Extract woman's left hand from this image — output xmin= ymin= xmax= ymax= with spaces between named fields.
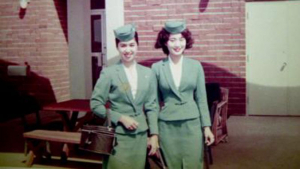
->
xmin=147 ymin=135 xmax=159 ymax=156
xmin=203 ymin=127 xmax=214 ymax=146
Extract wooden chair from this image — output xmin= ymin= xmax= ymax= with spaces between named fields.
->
xmin=204 ymin=85 xmax=229 ymax=168
xmin=212 ymin=87 xmax=229 ymax=145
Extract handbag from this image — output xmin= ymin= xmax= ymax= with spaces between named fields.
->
xmin=146 ymin=148 xmax=168 ymax=169
xmin=79 ymin=109 xmax=115 ymax=155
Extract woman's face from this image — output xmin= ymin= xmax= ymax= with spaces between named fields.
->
xmin=117 ymin=38 xmax=138 ymax=64
xmin=167 ymin=33 xmax=186 ymax=57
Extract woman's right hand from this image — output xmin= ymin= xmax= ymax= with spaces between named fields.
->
xmin=147 ymin=135 xmax=159 ymax=156
xmin=119 ymin=115 xmax=139 ymax=130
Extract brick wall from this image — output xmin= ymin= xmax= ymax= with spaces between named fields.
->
xmin=0 ymin=0 xmax=246 ymax=115
xmin=0 ymin=0 xmax=69 ymax=105
xmin=125 ymin=0 xmax=246 ymax=115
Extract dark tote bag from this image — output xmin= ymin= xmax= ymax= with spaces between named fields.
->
xmin=79 ymin=109 xmax=115 ymax=155
xmin=146 ymin=148 xmax=168 ymax=169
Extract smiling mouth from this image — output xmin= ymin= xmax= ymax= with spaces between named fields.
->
xmin=173 ymin=48 xmax=182 ymax=52
xmin=124 ymin=54 xmax=133 ymax=58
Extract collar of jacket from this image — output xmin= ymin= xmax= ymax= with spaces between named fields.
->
xmin=115 ymin=61 xmax=144 ymax=113
xmin=161 ymin=57 xmax=189 ymax=101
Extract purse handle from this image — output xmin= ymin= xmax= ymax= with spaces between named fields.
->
xmin=106 ymin=109 xmax=113 ymax=131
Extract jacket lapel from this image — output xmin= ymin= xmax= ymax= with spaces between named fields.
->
xmin=178 ymin=57 xmax=188 ymax=91
xmin=116 ymin=62 xmax=135 ymax=105
xmin=162 ymin=58 xmax=182 ymax=100
xmin=134 ymin=64 xmax=143 ymax=104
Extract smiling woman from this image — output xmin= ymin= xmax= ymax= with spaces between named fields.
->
xmin=152 ymin=21 xmax=214 ymax=169
xmin=90 ymin=24 xmax=159 ymax=169
xmin=154 ymin=24 xmax=193 ymax=56
xmin=114 ymin=26 xmax=139 ymax=65
xmin=117 ymin=39 xmax=138 ymax=64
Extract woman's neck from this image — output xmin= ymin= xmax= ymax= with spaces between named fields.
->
xmin=169 ymin=54 xmax=182 ymax=64
xmin=122 ymin=60 xmax=135 ymax=68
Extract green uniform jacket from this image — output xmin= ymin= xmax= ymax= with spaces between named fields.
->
xmin=91 ymin=62 xmax=159 ymax=135
xmin=152 ymin=57 xmax=211 ymax=127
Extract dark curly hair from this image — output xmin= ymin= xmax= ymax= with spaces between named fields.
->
xmin=115 ymin=32 xmax=139 ymax=47
xmin=154 ymin=28 xmax=194 ymax=55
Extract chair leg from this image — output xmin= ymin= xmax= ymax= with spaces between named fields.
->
xmin=61 ymin=143 xmax=69 ymax=164
xmin=45 ymin=141 xmax=52 ymax=160
xmin=25 ymin=150 xmax=35 ymax=167
xmin=25 ymin=139 xmax=47 ymax=166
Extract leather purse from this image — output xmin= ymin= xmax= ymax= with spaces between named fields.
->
xmin=79 ymin=109 xmax=115 ymax=155
xmin=146 ymin=148 xmax=168 ymax=169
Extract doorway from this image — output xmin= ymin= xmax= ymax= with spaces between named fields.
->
xmin=246 ymin=1 xmax=300 ymax=116
xmin=68 ymin=0 xmax=124 ymax=99
xmin=90 ymin=4 xmax=106 ymax=88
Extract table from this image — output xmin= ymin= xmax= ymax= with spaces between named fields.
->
xmin=41 ymin=99 xmax=107 ymax=163
xmin=43 ymin=99 xmax=93 ymax=131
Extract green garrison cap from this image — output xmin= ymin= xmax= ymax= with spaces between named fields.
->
xmin=164 ymin=21 xmax=186 ymax=34
xmin=114 ymin=24 xmax=136 ymax=42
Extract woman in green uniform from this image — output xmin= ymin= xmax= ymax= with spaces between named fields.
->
xmin=152 ymin=21 xmax=214 ymax=169
xmin=91 ymin=24 xmax=159 ymax=169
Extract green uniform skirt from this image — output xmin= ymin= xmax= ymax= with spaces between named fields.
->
xmin=102 ymin=131 xmax=147 ymax=169
xmin=159 ymin=118 xmax=203 ymax=169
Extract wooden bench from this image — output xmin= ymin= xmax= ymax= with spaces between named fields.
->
xmin=23 ymin=130 xmax=81 ymax=167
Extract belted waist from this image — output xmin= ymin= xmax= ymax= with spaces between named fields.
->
xmin=164 ymin=100 xmax=194 ymax=106
xmin=158 ymin=100 xmax=200 ymax=121
xmin=174 ymin=101 xmax=187 ymax=105
xmin=114 ymin=112 xmax=148 ymax=134
xmin=129 ymin=113 xmax=141 ymax=117
xmin=110 ymin=107 xmax=143 ymax=114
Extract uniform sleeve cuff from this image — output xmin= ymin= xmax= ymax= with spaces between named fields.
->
xmin=110 ymin=110 xmax=122 ymax=125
